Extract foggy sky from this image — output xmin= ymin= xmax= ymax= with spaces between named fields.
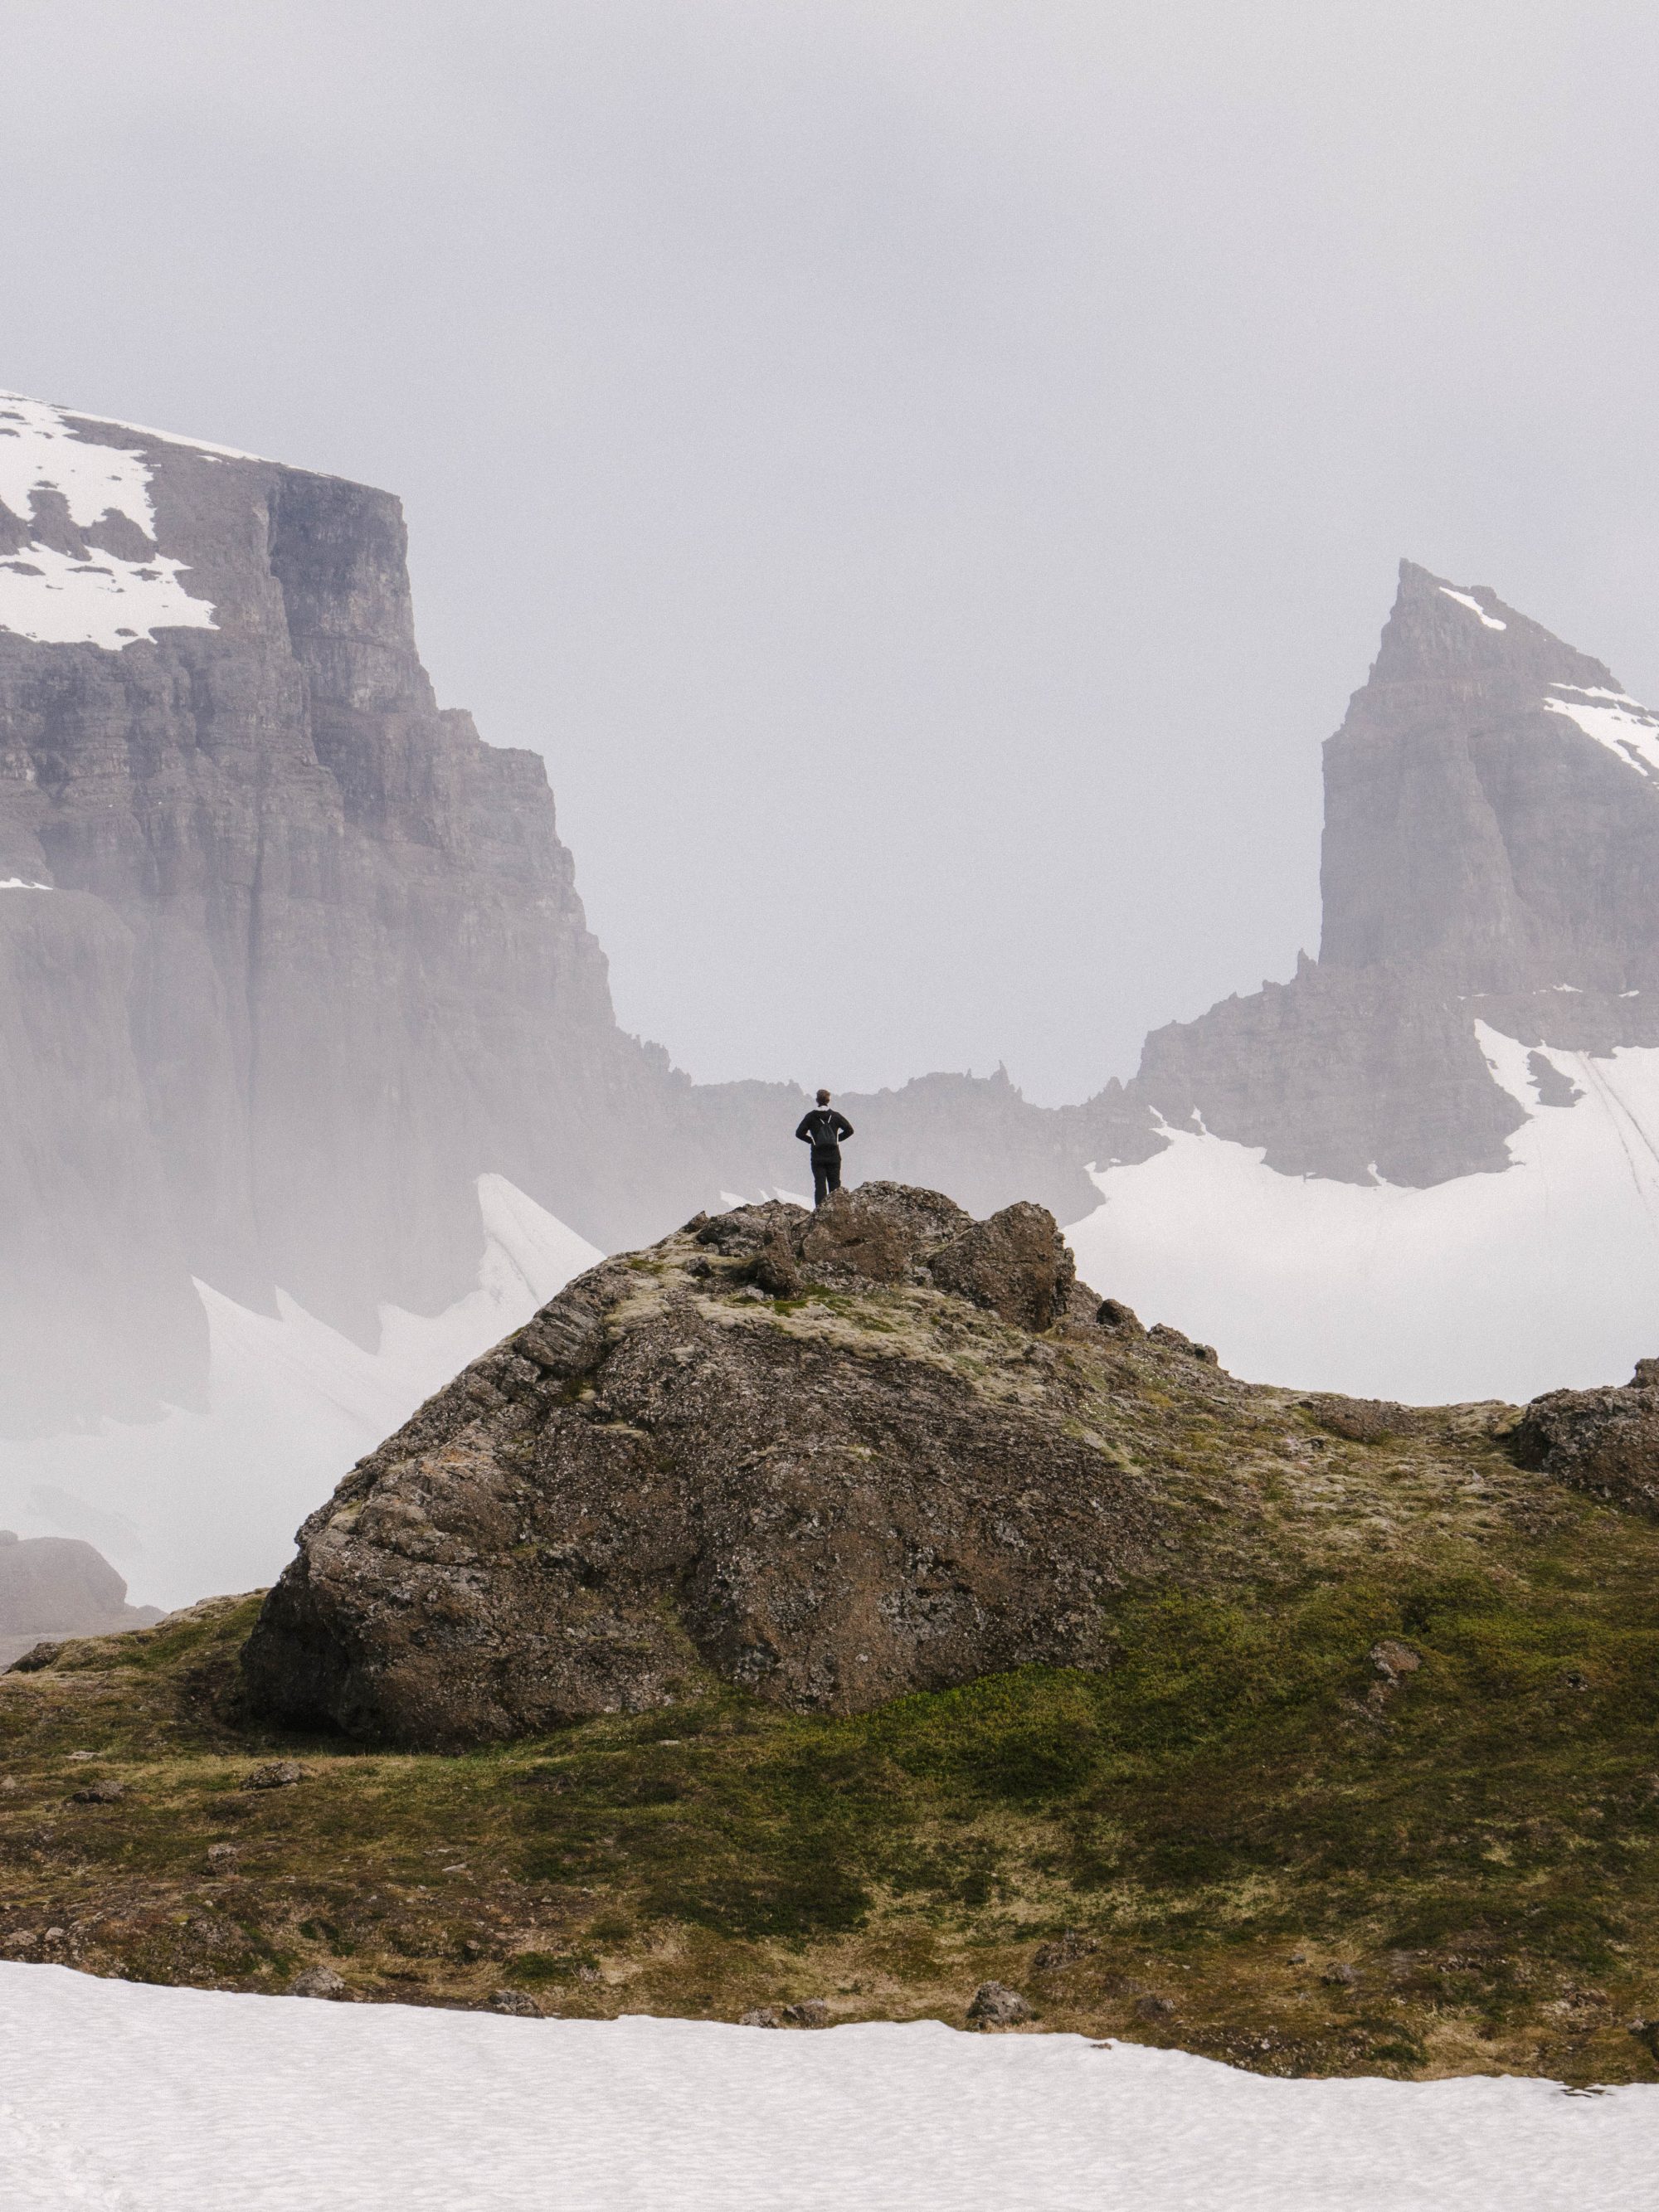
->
xmin=7 ymin=2 xmax=1659 ymax=1103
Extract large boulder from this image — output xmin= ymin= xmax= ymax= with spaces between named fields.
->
xmin=1509 ymin=1364 xmax=1659 ymax=1518
xmin=242 ymin=1185 xmax=1169 ymax=1747
xmin=928 ymin=1200 xmax=1078 ymax=1331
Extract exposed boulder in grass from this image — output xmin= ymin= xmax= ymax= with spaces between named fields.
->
xmin=289 ymin=1966 xmax=349 ymax=2001
xmin=1509 ymin=1365 xmax=1659 ymax=1519
xmin=966 ymin=1981 xmax=1031 ymax=2028
xmin=1304 ymin=1394 xmax=1425 ymax=1445
xmin=241 ymin=1183 xmax=1175 ymax=1748
xmin=1033 ymin=1931 xmax=1100 ymax=1973
xmin=241 ymin=1761 xmax=306 ymax=1791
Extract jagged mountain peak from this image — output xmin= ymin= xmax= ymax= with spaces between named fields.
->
xmin=1365 ymin=557 xmax=1618 ymax=700
xmin=1323 ymin=560 xmax=1659 ymax=989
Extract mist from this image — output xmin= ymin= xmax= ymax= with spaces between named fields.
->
xmin=7 ymin=1 xmax=1659 ymax=1100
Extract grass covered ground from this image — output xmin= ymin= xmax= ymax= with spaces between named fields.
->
xmin=3 ymin=1383 xmax=1657 ymax=2084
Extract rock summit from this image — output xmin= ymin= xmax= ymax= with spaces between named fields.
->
xmin=241 ymin=1184 xmax=1206 ymax=1747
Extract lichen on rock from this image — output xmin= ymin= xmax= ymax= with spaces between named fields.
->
xmin=241 ymin=1184 xmax=1169 ymax=1747
xmin=1509 ymin=1362 xmax=1659 ymax=1519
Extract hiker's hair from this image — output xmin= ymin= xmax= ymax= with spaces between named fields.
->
xmin=816 ymin=1088 xmax=830 ymax=1104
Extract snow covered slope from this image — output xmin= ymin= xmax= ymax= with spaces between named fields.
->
xmin=1 ymin=1965 xmax=1652 ymax=2212
xmin=0 ymin=393 xmax=221 ymax=648
xmin=0 ymin=1175 xmax=600 ymax=1612
xmin=1068 ymin=1025 xmax=1659 ymax=1404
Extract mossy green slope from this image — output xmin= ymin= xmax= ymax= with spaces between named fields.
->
xmin=3 ymin=1359 xmax=1657 ymax=2084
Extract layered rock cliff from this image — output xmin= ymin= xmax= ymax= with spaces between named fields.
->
xmin=1111 ymin=559 xmax=1659 ymax=1186
xmin=0 ymin=396 xmax=1092 ymax=1438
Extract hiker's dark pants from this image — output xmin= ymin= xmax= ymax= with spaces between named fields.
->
xmin=812 ymin=1151 xmax=842 ymax=1207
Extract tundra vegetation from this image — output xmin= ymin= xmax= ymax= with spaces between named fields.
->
xmin=3 ymin=1192 xmax=1657 ymax=2085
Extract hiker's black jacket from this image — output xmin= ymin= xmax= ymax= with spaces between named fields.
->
xmin=795 ymin=1108 xmax=854 ymax=1156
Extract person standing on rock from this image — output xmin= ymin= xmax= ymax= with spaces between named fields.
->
xmin=795 ymin=1090 xmax=854 ymax=1208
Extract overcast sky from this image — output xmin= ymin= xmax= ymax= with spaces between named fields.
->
xmin=7 ymin=2 xmax=1659 ymax=1101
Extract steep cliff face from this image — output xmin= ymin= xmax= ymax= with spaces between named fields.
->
xmin=1110 ymin=560 xmax=1659 ymax=1188
xmin=0 ymin=394 xmax=672 ymax=1428
xmin=1321 ymin=561 xmax=1659 ymax=989
xmin=0 ymin=395 xmax=1105 ymax=1443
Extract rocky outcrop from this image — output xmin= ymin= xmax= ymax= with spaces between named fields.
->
xmin=0 ymin=1529 xmax=163 ymax=1668
xmin=241 ymin=1184 xmax=1176 ymax=1746
xmin=1509 ymin=1364 xmax=1659 ymax=1518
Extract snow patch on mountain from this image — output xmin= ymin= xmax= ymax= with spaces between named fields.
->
xmin=1438 ymin=585 xmax=1506 ymax=630
xmin=1543 ymin=683 xmax=1659 ymax=780
xmin=2 ymin=1965 xmax=1652 ymax=2212
xmin=1067 ymin=1024 xmax=1659 ymax=1405
xmin=0 ymin=394 xmax=162 ymax=531
xmin=0 ymin=393 xmax=218 ymax=649
xmin=0 ymin=1174 xmax=601 ymax=1611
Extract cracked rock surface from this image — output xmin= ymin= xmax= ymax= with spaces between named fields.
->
xmin=243 ymin=1184 xmax=1183 ymax=1746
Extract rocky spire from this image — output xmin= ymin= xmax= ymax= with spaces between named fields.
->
xmin=1102 ymin=558 xmax=1659 ymax=1187
xmin=1321 ymin=559 xmax=1659 ymax=992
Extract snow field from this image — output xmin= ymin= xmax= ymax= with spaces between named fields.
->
xmin=0 ymin=1175 xmax=601 ymax=1611
xmin=0 ymin=1966 xmax=1652 ymax=2212
xmin=1438 ymin=584 xmax=1506 ymax=630
xmin=0 ymin=392 xmax=218 ymax=649
xmin=1545 ymin=685 xmax=1659 ymax=780
xmin=1066 ymin=1025 xmax=1659 ymax=1405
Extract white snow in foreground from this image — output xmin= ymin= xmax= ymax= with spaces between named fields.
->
xmin=1067 ymin=1025 xmax=1659 ymax=1405
xmin=0 ymin=392 xmax=218 ymax=649
xmin=0 ymin=1174 xmax=601 ymax=1612
xmin=0 ymin=1967 xmax=1652 ymax=2212
xmin=1544 ymin=683 xmax=1659 ymax=780
xmin=0 ymin=878 xmax=51 ymax=890
xmin=1438 ymin=584 xmax=1506 ymax=630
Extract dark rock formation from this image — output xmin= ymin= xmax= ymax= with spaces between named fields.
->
xmin=0 ymin=1529 xmax=163 ymax=1669
xmin=1509 ymin=1365 xmax=1659 ymax=1518
xmin=928 ymin=1198 xmax=1077 ymax=1330
xmin=966 ymin=1981 xmax=1031 ymax=2027
xmin=241 ymin=1184 xmax=1170 ymax=1746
